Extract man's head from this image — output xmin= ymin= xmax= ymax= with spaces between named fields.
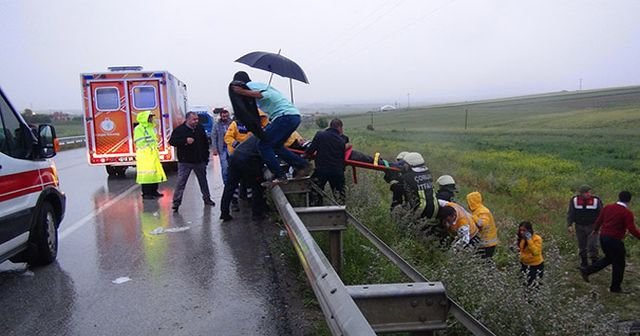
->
xmin=233 ymin=71 xmax=251 ymax=84
xmin=618 ymin=191 xmax=632 ymax=203
xmin=185 ymin=112 xmax=198 ymax=128
xmin=329 ymin=118 xmax=343 ymax=133
xmin=437 ymin=206 xmax=457 ymax=227
xmin=219 ymin=109 xmax=230 ymax=122
xmin=578 ymin=184 xmax=592 ymax=198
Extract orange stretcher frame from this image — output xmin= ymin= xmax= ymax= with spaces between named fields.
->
xmin=289 ymin=148 xmax=400 ymax=184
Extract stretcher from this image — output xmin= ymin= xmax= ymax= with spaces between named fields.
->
xmin=289 ymin=148 xmax=400 ymax=184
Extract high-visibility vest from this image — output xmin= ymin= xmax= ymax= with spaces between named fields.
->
xmin=134 ymin=124 xmax=166 ymax=184
xmin=446 ymin=202 xmax=479 ymax=238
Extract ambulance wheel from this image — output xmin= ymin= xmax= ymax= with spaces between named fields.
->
xmin=114 ymin=166 xmax=127 ymax=176
xmin=28 ymin=202 xmax=58 ymax=266
xmin=106 ymin=165 xmax=118 ymax=176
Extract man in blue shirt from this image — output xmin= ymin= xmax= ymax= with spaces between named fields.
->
xmin=231 ymin=71 xmax=310 ymax=184
xmin=211 ymin=108 xmax=232 ymax=184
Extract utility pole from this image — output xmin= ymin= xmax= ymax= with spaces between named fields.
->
xmin=464 ymin=108 xmax=469 ymax=130
xmin=370 ymin=110 xmax=374 ymax=128
xmin=407 ymin=93 xmax=410 ymax=110
xmin=579 ymin=78 xmax=583 ymax=90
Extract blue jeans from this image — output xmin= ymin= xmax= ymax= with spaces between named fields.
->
xmin=219 ymin=150 xmax=229 ymax=184
xmin=258 ymin=115 xmax=307 ymax=178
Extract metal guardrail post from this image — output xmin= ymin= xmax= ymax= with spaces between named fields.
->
xmin=270 ymin=186 xmax=376 ymax=335
xmin=294 ymin=205 xmax=347 ymax=275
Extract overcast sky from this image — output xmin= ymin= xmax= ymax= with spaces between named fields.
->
xmin=1 ymin=0 xmax=639 ymax=112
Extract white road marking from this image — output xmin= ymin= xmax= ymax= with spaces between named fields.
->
xmin=59 ymin=184 xmax=139 ymax=240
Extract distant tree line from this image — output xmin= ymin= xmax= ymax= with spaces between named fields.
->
xmin=21 ymin=108 xmax=83 ymax=124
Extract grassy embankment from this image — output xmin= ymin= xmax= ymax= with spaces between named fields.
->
xmin=51 ymin=120 xmax=84 ymax=137
xmin=289 ymin=90 xmax=640 ymax=334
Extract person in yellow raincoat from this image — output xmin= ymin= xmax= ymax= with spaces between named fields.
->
xmin=466 ymin=191 xmax=499 ymax=259
xmin=224 ymin=112 xmax=269 ymax=154
xmin=134 ymin=110 xmax=167 ymax=199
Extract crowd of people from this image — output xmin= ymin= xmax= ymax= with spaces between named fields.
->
xmin=132 ymin=72 xmax=640 ymax=293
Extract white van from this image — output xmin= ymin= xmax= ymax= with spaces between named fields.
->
xmin=0 ymin=87 xmax=66 ymax=266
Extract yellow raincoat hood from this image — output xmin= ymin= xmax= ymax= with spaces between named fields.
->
xmin=466 ymin=191 xmax=483 ymax=211
xmin=137 ymin=110 xmax=153 ymax=126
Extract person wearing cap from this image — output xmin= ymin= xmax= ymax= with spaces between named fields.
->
xmin=436 ymin=175 xmax=458 ymax=202
xmin=212 ymin=108 xmax=232 ymax=184
xmin=580 ymin=191 xmax=640 ymax=293
xmin=401 ymin=152 xmax=438 ymax=219
xmin=133 ymin=110 xmax=166 ymax=199
xmin=467 ymin=191 xmax=498 ymax=258
xmin=567 ymin=184 xmax=602 ymax=268
xmin=384 ymin=151 xmax=408 ymax=210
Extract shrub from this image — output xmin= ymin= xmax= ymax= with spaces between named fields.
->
xmin=315 ymin=117 xmax=328 ymax=129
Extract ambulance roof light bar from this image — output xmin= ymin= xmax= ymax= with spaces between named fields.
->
xmin=108 ymin=66 xmax=143 ymax=72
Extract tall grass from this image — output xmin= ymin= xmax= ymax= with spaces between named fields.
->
xmin=341 ymin=172 xmax=629 ymax=335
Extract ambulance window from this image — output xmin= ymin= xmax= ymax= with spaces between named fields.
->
xmin=95 ymin=87 xmax=120 ymax=111
xmin=132 ymin=86 xmax=157 ymax=110
xmin=0 ymin=93 xmax=31 ymax=159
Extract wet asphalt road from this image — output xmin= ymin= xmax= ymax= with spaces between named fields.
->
xmin=0 ymin=148 xmax=293 ymax=335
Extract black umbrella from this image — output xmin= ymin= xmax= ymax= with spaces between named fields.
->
xmin=235 ymin=50 xmax=309 ymax=103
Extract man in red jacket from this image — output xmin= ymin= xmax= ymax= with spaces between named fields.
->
xmin=581 ymin=191 xmax=640 ymax=293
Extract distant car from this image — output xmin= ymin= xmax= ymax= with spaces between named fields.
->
xmin=0 ymin=87 xmax=66 ymax=266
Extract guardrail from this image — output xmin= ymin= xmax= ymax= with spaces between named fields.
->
xmin=270 ymin=178 xmax=496 ymax=335
xmin=57 ymin=136 xmax=85 ymax=150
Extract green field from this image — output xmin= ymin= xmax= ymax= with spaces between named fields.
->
xmin=300 ymin=89 xmax=640 ymax=334
xmin=51 ymin=120 xmax=84 ymax=137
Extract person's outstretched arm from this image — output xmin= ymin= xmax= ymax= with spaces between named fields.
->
xmin=232 ymin=85 xmax=263 ymax=99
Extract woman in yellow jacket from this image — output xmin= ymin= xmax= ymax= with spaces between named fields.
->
xmin=467 ymin=191 xmax=499 ymax=259
xmin=518 ymin=221 xmax=544 ymax=287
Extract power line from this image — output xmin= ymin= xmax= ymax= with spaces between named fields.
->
xmin=306 ymin=0 xmax=407 ymax=71
xmin=312 ymin=0 xmax=457 ymax=70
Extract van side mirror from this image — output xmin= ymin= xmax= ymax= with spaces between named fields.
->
xmin=37 ymin=124 xmax=57 ymax=158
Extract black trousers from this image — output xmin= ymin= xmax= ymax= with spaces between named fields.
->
xmin=478 ymin=246 xmax=496 ymax=259
xmin=586 ymin=235 xmax=626 ymax=291
xmin=220 ymin=156 xmax=264 ymax=216
xmin=311 ymin=170 xmax=345 ymax=205
xmin=141 ymin=183 xmax=158 ymax=196
xmin=521 ymin=262 xmax=544 ymax=287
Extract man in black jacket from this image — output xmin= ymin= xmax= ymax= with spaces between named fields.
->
xmin=305 ymin=118 xmax=348 ymax=203
xmin=169 ymin=112 xmax=215 ymax=212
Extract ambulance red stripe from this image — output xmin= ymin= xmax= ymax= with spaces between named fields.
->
xmin=0 ymin=168 xmax=57 ymax=202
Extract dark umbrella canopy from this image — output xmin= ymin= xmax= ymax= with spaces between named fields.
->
xmin=235 ymin=51 xmax=309 ymax=84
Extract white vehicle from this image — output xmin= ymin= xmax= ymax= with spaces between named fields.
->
xmin=0 ymin=87 xmax=65 ymax=265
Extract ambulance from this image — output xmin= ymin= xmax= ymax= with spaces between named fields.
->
xmin=80 ymin=66 xmax=188 ymax=176
xmin=0 ymin=87 xmax=65 ymax=266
